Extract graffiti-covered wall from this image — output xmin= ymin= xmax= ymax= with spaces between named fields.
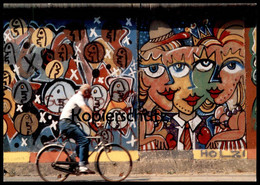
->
xmin=3 ymin=16 xmax=138 ymax=152
xmin=3 ymin=5 xmax=257 ymax=158
xmin=139 ymin=18 xmax=249 ymax=151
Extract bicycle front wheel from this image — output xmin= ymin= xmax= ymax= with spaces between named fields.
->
xmin=36 ymin=145 xmax=71 ymax=182
xmin=96 ymin=144 xmax=132 ymax=182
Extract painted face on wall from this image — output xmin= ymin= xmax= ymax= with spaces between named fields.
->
xmin=14 ymin=112 xmax=38 ymax=136
xmin=36 ymin=28 xmax=47 ymax=47
xmin=12 ymin=80 xmax=32 ymax=104
xmin=44 ymin=81 xmax=75 ymax=113
xmin=208 ymin=42 xmax=245 ymax=104
xmin=109 ymin=79 xmax=129 ymax=102
xmin=4 ymin=42 xmax=17 ymax=64
xmin=45 ymin=84 xmax=67 ymax=113
xmin=140 ymin=49 xmax=191 ymax=111
xmin=162 ymin=47 xmax=199 ymax=114
xmin=88 ymin=85 xmax=108 ymax=111
xmin=191 ymin=47 xmax=218 ymax=110
xmin=114 ymin=47 xmax=132 ymax=69
xmin=9 ymin=18 xmax=27 ymax=37
xmin=84 ymin=41 xmax=105 ymax=63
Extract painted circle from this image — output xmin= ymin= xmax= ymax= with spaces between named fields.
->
xmin=31 ymin=27 xmax=53 ymax=47
xmin=45 ymin=60 xmax=64 ymax=79
xmin=14 ymin=112 xmax=38 ymax=135
xmin=107 ymin=108 xmax=128 ymax=129
xmin=44 ymin=81 xmax=75 ymax=113
xmin=113 ymin=47 xmax=132 ymax=69
xmin=9 ymin=18 xmax=28 ymax=37
xmin=84 ymin=41 xmax=105 ymax=63
xmin=12 ymin=80 xmax=32 ymax=104
xmin=3 ymin=98 xmax=12 ymax=114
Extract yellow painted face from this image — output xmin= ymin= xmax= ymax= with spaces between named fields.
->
xmin=31 ymin=27 xmax=53 ymax=48
xmin=139 ymin=47 xmax=198 ymax=113
xmin=45 ymin=60 xmax=64 ymax=79
xmin=166 ymin=47 xmax=200 ymax=114
xmin=9 ymin=18 xmax=28 ymax=37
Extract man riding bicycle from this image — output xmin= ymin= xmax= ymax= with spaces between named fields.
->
xmin=59 ymin=83 xmax=95 ymax=174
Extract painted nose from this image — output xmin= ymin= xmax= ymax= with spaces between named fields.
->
xmin=209 ymin=65 xmax=222 ymax=83
xmin=187 ymin=72 xmax=196 ymax=89
xmin=164 ymin=69 xmax=175 ymax=85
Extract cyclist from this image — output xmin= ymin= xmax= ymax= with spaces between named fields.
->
xmin=59 ymin=84 xmax=95 ymax=174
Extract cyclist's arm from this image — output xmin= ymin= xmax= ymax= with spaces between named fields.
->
xmin=79 ymin=104 xmax=92 ymax=115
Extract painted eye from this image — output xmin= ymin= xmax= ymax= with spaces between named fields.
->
xmin=169 ymin=63 xmax=190 ymax=78
xmin=222 ymin=61 xmax=244 ymax=74
xmin=195 ymin=60 xmax=214 ymax=72
xmin=142 ymin=65 xmax=165 ymax=78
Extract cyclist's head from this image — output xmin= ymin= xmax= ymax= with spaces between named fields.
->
xmin=80 ymin=84 xmax=92 ymax=98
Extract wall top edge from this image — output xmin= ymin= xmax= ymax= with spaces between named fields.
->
xmin=3 ymin=3 xmax=257 ymax=9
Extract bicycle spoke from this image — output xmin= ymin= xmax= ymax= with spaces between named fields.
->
xmin=36 ymin=145 xmax=71 ymax=182
xmin=96 ymin=144 xmax=132 ymax=182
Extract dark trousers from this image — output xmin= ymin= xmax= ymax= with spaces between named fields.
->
xmin=59 ymin=119 xmax=90 ymax=166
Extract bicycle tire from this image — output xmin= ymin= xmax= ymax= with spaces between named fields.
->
xmin=96 ymin=144 xmax=132 ymax=182
xmin=36 ymin=144 xmax=71 ymax=182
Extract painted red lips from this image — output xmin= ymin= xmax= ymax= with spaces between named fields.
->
xmin=207 ymin=88 xmax=223 ymax=99
xmin=159 ymin=88 xmax=177 ymax=101
xmin=183 ymin=94 xmax=202 ymax=106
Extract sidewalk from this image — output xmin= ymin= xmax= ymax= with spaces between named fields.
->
xmin=4 ymin=157 xmax=256 ymax=177
xmin=4 ymin=173 xmax=257 ymax=182
xmin=4 ymin=150 xmax=256 ymax=177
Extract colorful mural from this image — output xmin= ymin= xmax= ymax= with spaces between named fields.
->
xmin=3 ymin=17 xmax=138 ymax=152
xmin=2 ymin=16 xmax=256 ymax=154
xmin=138 ymin=19 xmax=248 ymax=151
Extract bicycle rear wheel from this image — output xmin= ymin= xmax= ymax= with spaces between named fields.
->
xmin=96 ymin=144 xmax=132 ymax=182
xmin=36 ymin=145 xmax=71 ymax=182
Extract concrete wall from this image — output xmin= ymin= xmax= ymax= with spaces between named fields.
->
xmin=3 ymin=4 xmax=257 ymax=163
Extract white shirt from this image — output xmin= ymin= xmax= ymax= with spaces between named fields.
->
xmin=60 ymin=91 xmax=88 ymax=120
xmin=173 ymin=114 xmax=202 ymax=150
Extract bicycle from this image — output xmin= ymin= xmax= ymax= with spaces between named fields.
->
xmin=35 ymin=129 xmax=133 ymax=182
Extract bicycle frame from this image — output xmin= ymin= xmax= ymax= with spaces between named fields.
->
xmin=36 ymin=134 xmax=111 ymax=175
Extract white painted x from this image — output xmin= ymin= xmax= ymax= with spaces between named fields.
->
xmin=123 ymin=36 xmax=131 ymax=46
xmin=70 ymin=69 xmax=79 ymax=80
xmin=105 ymin=48 xmax=112 ymax=59
xmin=75 ymin=43 xmax=81 ymax=54
xmin=13 ymin=64 xmax=20 ymax=75
xmin=40 ymin=112 xmax=47 ymax=123
xmin=4 ymin=32 xmax=12 ymax=42
xmin=94 ymin=17 xmax=101 ymax=24
xmin=89 ymin=27 xmax=98 ymax=38
xmin=50 ymin=120 xmax=58 ymax=131
xmin=126 ymin=18 xmax=132 ymax=26
xmin=126 ymin=135 xmax=137 ymax=147
xmin=16 ymin=104 xmax=23 ymax=112
xmin=34 ymin=95 xmax=41 ymax=104
xmin=74 ymin=56 xmax=82 ymax=65
xmin=98 ymin=77 xmax=104 ymax=84
xmin=21 ymin=137 xmax=28 ymax=147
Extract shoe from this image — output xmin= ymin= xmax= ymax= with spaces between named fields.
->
xmin=79 ymin=166 xmax=95 ymax=174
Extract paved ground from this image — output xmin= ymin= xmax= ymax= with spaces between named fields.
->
xmin=4 ymin=173 xmax=256 ymax=182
